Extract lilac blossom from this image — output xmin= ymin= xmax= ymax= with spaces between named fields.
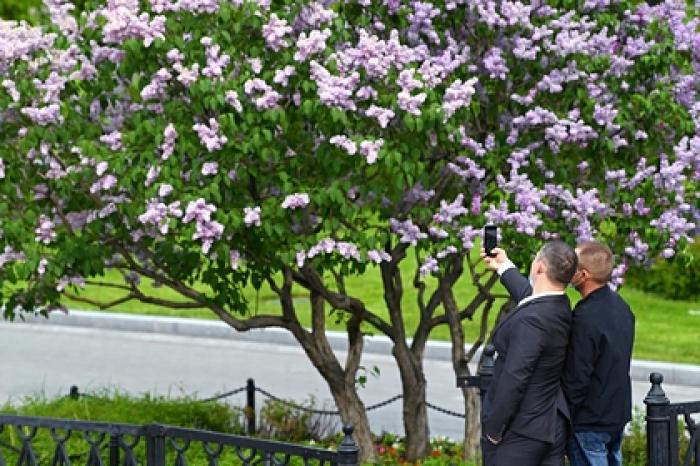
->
xmin=294 ymin=29 xmax=331 ymax=62
xmin=359 ymin=139 xmax=384 ymax=164
xmin=21 ymin=104 xmax=62 ymax=125
xmin=397 ymin=90 xmax=427 ymax=115
xmin=367 ymin=249 xmax=392 ymax=263
xmin=161 ymin=123 xmax=177 ymax=159
xmin=0 ymin=246 xmax=26 ymax=269
xmin=390 ymin=218 xmax=427 ymax=245
xmin=419 ymin=255 xmax=438 ymax=276
xmin=330 ymin=135 xmax=357 ymax=155
xmin=56 ymin=276 xmax=85 ymax=292
xmin=310 ymin=61 xmax=359 ymax=111
xmin=263 ymin=13 xmax=292 ymax=51
xmin=100 ymin=131 xmax=122 ymax=150
xmin=90 ymin=175 xmax=118 ymax=193
xmin=35 ymin=215 xmax=57 ymax=244
xmin=442 ymin=77 xmax=478 ymax=121
xmin=243 ymin=78 xmax=281 ymax=110
xmin=158 ymin=183 xmax=173 ymax=197
xmin=365 ymin=105 xmax=395 ymax=128
xmin=433 ymin=194 xmax=468 ymax=224
xmin=244 ymin=206 xmax=261 ymax=227
xmin=273 ymin=66 xmax=296 ymax=87
xmin=483 ymin=47 xmax=508 ymax=80
xmin=201 ymin=162 xmax=218 ymax=176
xmin=225 ymin=91 xmax=243 ymax=112
xmin=145 ymin=165 xmax=160 ymax=187
xmin=230 ymin=249 xmax=241 ymax=270
xmin=193 ymin=118 xmax=228 ymax=152
xmin=281 ymin=193 xmax=310 ymax=209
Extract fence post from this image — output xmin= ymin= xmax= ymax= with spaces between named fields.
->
xmin=109 ymin=433 xmax=120 ymax=466
xmin=645 ymin=372 xmax=672 ymax=466
xmin=246 ymin=378 xmax=256 ymax=436
xmin=145 ymin=424 xmax=166 ymax=466
xmin=336 ymin=424 xmax=359 ymax=466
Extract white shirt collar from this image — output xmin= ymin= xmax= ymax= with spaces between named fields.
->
xmin=518 ymin=291 xmax=565 ymax=307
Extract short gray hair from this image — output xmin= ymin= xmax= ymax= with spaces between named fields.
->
xmin=537 ymin=240 xmax=578 ymax=286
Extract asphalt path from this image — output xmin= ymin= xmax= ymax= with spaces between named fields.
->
xmin=1 ymin=322 xmax=697 ymax=439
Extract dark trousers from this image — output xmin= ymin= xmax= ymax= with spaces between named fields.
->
xmin=483 ymin=414 xmax=568 ymax=466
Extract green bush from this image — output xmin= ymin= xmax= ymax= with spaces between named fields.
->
xmin=626 ymin=239 xmax=700 ymax=301
xmin=257 ymin=396 xmax=339 ymax=443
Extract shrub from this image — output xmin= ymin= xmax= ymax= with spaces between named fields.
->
xmin=626 ymin=239 xmax=700 ymax=301
xmin=257 ymin=396 xmax=339 ymax=443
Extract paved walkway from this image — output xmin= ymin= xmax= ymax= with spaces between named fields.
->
xmin=1 ymin=322 xmax=697 ymax=439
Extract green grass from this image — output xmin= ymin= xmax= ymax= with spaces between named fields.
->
xmin=59 ymin=255 xmax=700 ymax=365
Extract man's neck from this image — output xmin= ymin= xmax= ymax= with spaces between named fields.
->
xmin=533 ymin=279 xmax=565 ymax=295
xmin=578 ymin=281 xmax=606 ymax=298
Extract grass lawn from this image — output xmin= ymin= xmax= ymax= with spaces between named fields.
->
xmin=59 ymin=255 xmax=700 ymax=365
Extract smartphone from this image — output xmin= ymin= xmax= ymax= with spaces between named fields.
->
xmin=484 ymin=225 xmax=498 ymax=257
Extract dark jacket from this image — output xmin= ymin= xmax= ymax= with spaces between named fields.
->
xmin=562 ymin=285 xmax=635 ymax=431
xmin=482 ymin=269 xmax=572 ymax=444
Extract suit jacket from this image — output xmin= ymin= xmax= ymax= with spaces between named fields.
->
xmin=482 ymin=269 xmax=572 ymax=444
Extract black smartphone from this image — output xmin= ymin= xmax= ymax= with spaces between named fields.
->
xmin=484 ymin=225 xmax=498 ymax=257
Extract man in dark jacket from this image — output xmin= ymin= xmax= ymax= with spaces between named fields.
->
xmin=487 ymin=241 xmax=635 ymax=466
xmin=563 ymin=241 xmax=635 ymax=466
xmin=480 ymin=241 xmax=578 ymax=466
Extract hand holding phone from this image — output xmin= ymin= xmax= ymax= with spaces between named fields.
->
xmin=484 ymin=225 xmax=497 ymax=257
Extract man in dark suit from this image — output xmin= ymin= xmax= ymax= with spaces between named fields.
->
xmin=563 ymin=241 xmax=635 ymax=466
xmin=480 ymin=240 xmax=578 ymax=466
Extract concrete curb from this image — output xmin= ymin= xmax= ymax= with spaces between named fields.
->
xmin=12 ymin=310 xmax=700 ymax=387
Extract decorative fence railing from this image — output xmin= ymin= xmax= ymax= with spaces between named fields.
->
xmin=645 ymin=373 xmax=700 ymax=466
xmin=0 ymin=415 xmax=359 ymax=466
xmin=456 ymin=346 xmax=700 ymax=466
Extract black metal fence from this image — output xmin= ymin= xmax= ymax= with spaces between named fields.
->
xmin=645 ymin=372 xmax=700 ymax=466
xmin=0 ymin=415 xmax=359 ymax=466
xmin=457 ymin=348 xmax=700 ymax=466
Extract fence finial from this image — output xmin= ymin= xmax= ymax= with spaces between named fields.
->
xmin=336 ymin=424 xmax=359 ymax=466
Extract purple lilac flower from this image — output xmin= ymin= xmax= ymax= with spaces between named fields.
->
xmin=141 ymin=68 xmax=171 ymax=101
xmin=35 ymin=215 xmax=57 ymax=244
xmin=281 ymin=193 xmax=310 ymax=209
xmin=193 ymin=118 xmax=228 ymax=152
xmin=230 ymin=249 xmax=241 ymax=270
xmin=244 ymin=206 xmax=261 ymax=227
xmin=21 ymin=104 xmax=62 ymax=125
xmin=442 ymin=77 xmax=478 ymax=121
xmin=294 ymin=29 xmax=331 ymax=62
xmin=90 ymin=174 xmax=118 ymax=193
xmin=433 ymin=194 xmax=468 ymax=224
xmin=330 ymin=135 xmax=357 ymax=155
xmin=173 ymin=63 xmax=200 ymax=87
xmin=356 ymin=86 xmax=378 ymax=101
xmin=0 ymin=159 xmax=5 ymax=179
xmin=365 ymin=105 xmax=395 ymax=128
xmin=390 ymin=218 xmax=427 ymax=245
xmin=263 ymin=13 xmax=292 ymax=51
xmin=158 ymin=184 xmax=173 ymax=197
xmin=99 ymin=130 xmax=122 ymax=150
xmin=201 ymin=162 xmax=218 ymax=176
xmin=0 ymin=246 xmax=26 ymax=269
xmin=224 ymin=91 xmax=243 ymax=112
xmin=309 ymin=62 xmax=359 ymax=111
xmin=162 ymin=123 xmax=177 ymax=159
xmin=273 ymin=66 xmax=296 ymax=87
xmin=201 ymin=38 xmax=230 ymax=78
xmin=56 ymin=276 xmax=85 ymax=292
xmin=483 ymin=47 xmax=508 ymax=80
xmin=397 ymin=90 xmax=427 ymax=115
xmin=243 ymin=78 xmax=281 ymax=110
xmin=419 ymin=255 xmax=439 ymax=276
xmin=367 ymin=249 xmax=392 ymax=263
xmin=359 ymin=139 xmax=384 ymax=164
xmin=145 ymin=165 xmax=160 ymax=187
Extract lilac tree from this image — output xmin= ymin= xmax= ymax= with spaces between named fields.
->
xmin=1 ymin=0 xmax=699 ymax=460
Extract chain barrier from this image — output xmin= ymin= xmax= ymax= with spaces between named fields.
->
xmin=198 ymin=386 xmax=248 ymax=403
xmin=67 ymin=384 xmax=465 ymax=418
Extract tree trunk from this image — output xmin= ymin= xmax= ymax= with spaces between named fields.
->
xmin=394 ymin=344 xmax=430 ymax=461
xmin=463 ymin=386 xmax=481 ymax=461
xmin=326 ymin=376 xmax=376 ymax=462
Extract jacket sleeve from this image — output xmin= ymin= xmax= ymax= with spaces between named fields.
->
xmin=483 ymin=314 xmax=546 ymax=440
xmin=500 ymin=268 xmax=532 ymax=303
xmin=562 ymin=315 xmax=599 ymax=413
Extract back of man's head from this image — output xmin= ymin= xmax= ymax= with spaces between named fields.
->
xmin=538 ymin=240 xmax=578 ymax=286
xmin=576 ymin=241 xmax=614 ymax=284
